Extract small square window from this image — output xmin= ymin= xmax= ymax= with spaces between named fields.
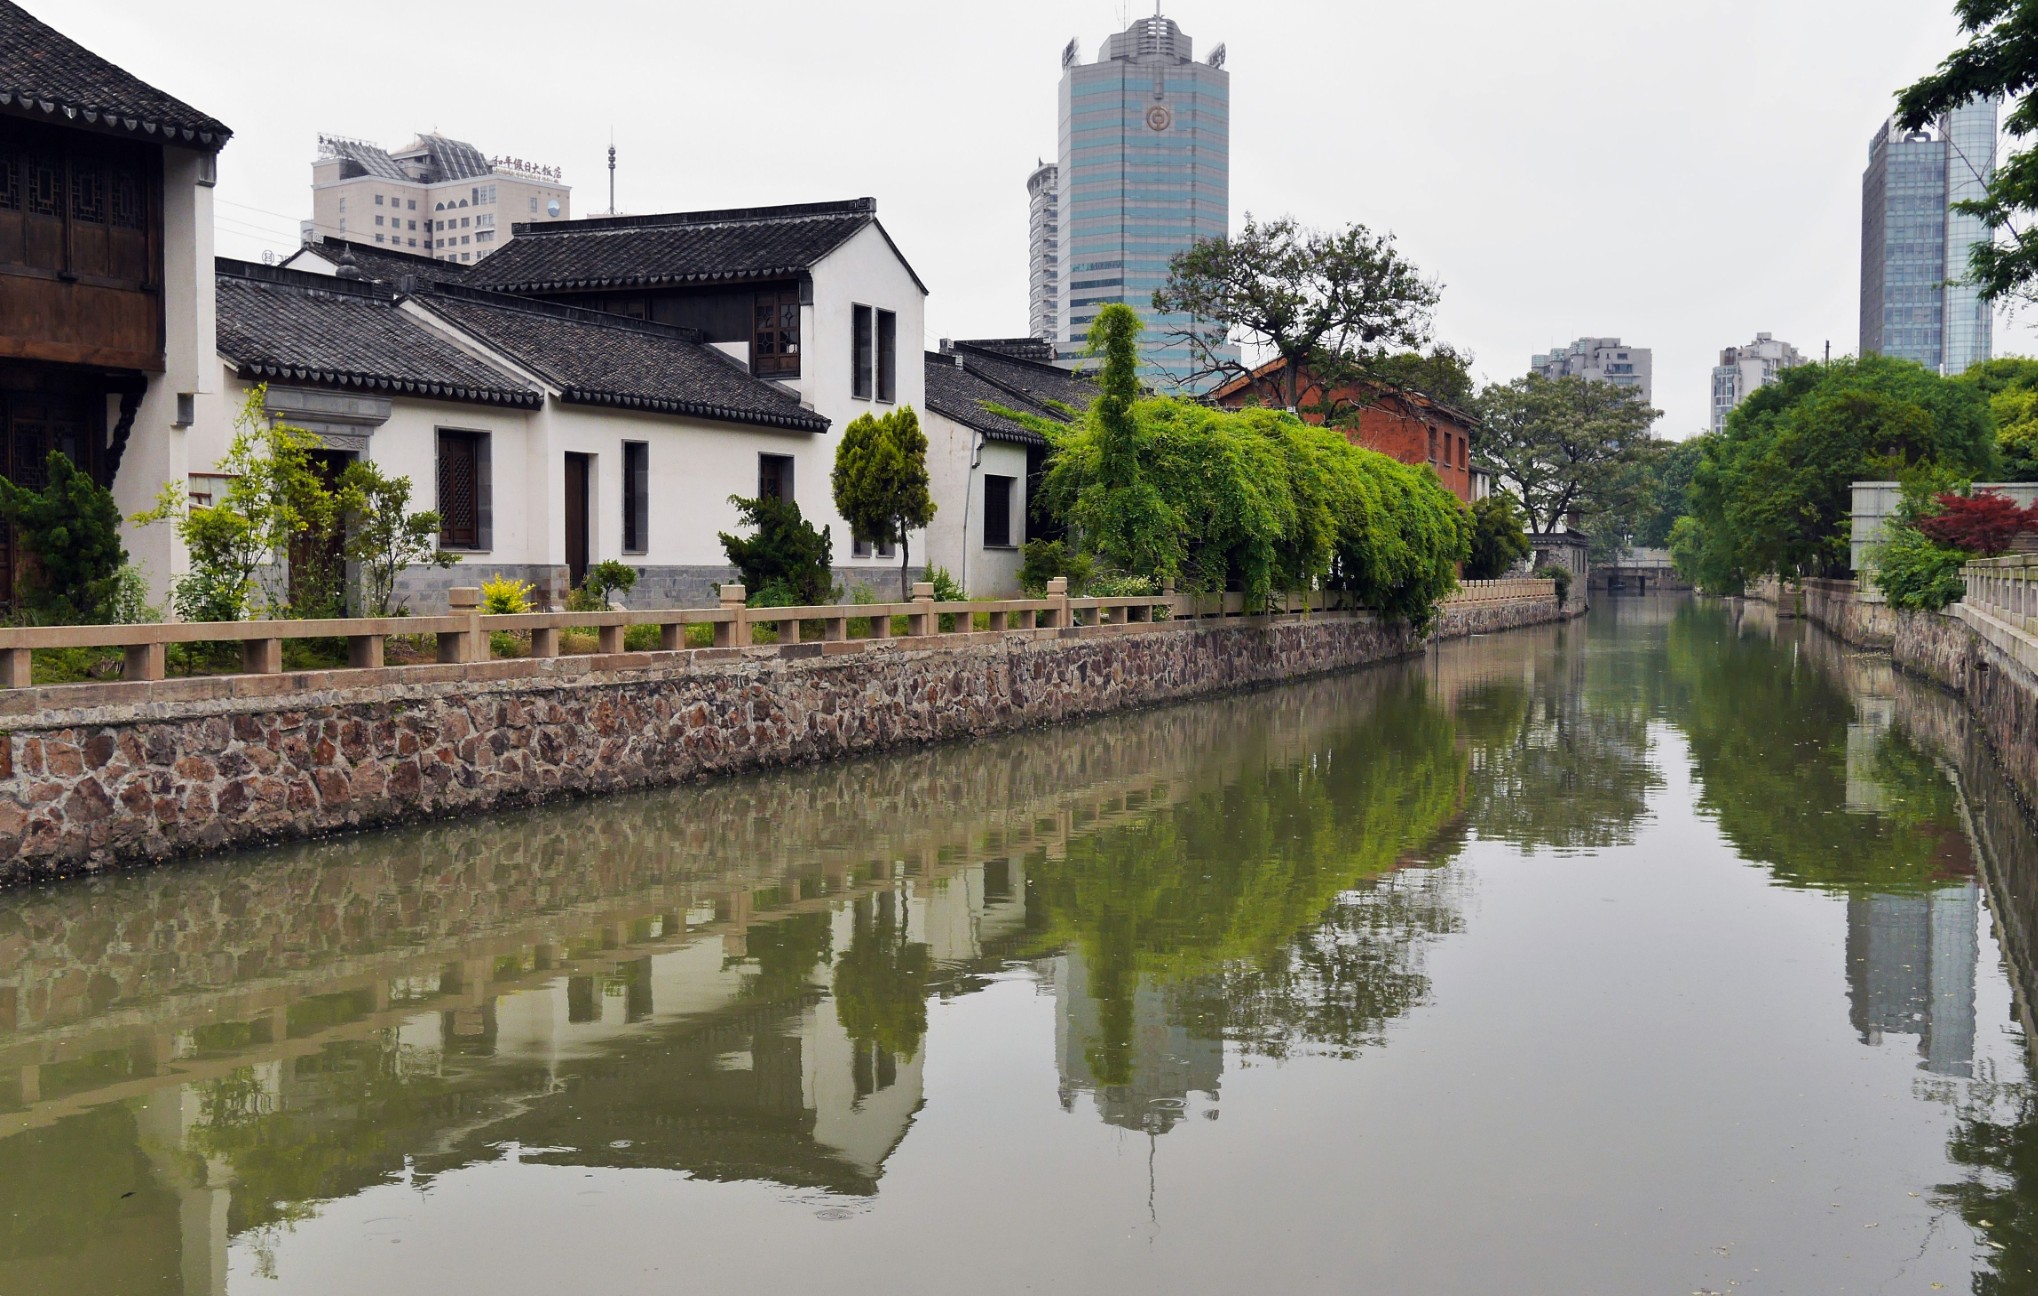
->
xmin=759 ymin=453 xmax=794 ymax=504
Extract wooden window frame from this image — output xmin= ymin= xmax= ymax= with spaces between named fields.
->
xmin=436 ymin=428 xmax=491 ymax=551
xmin=622 ymin=440 xmax=649 ymax=554
xmin=983 ymin=473 xmax=1016 ymax=549
xmin=758 ymin=452 xmax=794 ymax=505
xmin=752 ymin=288 xmax=801 ymax=378
xmin=876 ymin=309 xmax=897 ymax=403
xmin=851 ymin=305 xmax=874 ymax=400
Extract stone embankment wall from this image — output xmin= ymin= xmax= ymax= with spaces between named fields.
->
xmin=0 ymin=597 xmax=1561 ymax=882
xmin=1764 ymin=576 xmax=2038 ymax=812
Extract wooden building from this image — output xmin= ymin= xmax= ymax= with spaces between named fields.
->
xmin=0 ymin=0 xmax=230 ymax=603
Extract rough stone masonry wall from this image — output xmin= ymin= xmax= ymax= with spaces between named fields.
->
xmin=0 ymin=597 xmax=1561 ymax=883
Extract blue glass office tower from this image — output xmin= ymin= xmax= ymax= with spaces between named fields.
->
xmin=1054 ymin=16 xmax=1233 ymax=390
xmin=1860 ymin=98 xmax=1999 ymax=373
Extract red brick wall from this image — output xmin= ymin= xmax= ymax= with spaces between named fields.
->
xmin=1211 ymin=369 xmax=1475 ymax=504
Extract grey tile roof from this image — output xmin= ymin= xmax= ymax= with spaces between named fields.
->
xmin=924 ymin=347 xmax=1096 ymax=446
xmin=467 ymin=198 xmax=924 ymax=294
xmin=214 ymin=260 xmax=540 ymax=409
xmin=280 ymin=237 xmax=473 ymax=288
xmin=415 ymin=287 xmax=830 ymax=433
xmin=0 ymin=1 xmax=230 ymax=149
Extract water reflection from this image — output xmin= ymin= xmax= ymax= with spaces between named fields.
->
xmin=2 ymin=599 xmax=2038 ymax=1292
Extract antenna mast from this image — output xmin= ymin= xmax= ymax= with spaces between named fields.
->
xmin=607 ymin=134 xmax=617 ymax=216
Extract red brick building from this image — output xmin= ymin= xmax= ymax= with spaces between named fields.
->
xmin=1209 ymin=357 xmax=1478 ymax=503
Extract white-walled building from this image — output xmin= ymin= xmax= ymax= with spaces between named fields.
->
xmin=1709 ymin=332 xmax=1806 ymax=433
xmin=463 ymin=199 xmax=931 ymax=594
xmin=208 ymin=259 xmax=835 ymax=610
xmin=1531 ymin=336 xmax=1652 ymax=403
xmin=921 ymin=338 xmax=1094 ymax=596
xmin=308 ymin=132 xmax=571 ymax=267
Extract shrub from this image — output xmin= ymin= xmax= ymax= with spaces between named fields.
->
xmin=1018 ymin=538 xmax=1095 ymax=595
xmin=833 ymin=407 xmax=936 ymax=600
xmin=1085 ymin=571 xmax=1158 ymax=597
xmin=582 ymin=559 xmax=639 ymax=605
xmin=0 ymin=450 xmax=128 ymax=624
xmin=479 ymin=573 xmax=535 ymax=615
xmin=1465 ymin=495 xmax=1531 ymax=580
xmin=339 ymin=458 xmax=458 ymax=616
xmin=1534 ymin=563 xmax=1573 ymax=608
xmin=1873 ymin=521 xmax=1971 ymax=610
xmin=719 ymin=495 xmax=836 ymax=606
xmin=104 ymin=563 xmax=160 ymax=625
xmin=923 ymin=564 xmax=966 ymax=630
xmin=1915 ymin=490 xmax=2036 ymax=556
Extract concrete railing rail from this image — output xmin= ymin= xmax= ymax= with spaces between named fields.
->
xmin=0 ymin=575 xmax=1556 ymax=695
xmin=1965 ymin=554 xmax=2038 ymax=634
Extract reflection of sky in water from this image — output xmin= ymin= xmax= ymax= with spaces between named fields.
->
xmin=0 ymin=600 xmax=2033 ymax=1294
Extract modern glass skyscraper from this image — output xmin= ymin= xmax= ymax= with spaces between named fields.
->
xmin=1860 ymin=98 xmax=1999 ymax=373
xmin=1027 ymin=162 xmax=1060 ymax=343
xmin=1052 ymin=15 xmax=1232 ymax=389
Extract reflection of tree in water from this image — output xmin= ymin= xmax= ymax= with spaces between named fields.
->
xmin=1936 ymin=1078 xmax=2038 ymax=1296
xmin=1454 ymin=657 xmax=1661 ymax=855
xmin=1666 ymin=604 xmax=1969 ymax=894
xmin=833 ymin=891 xmax=931 ymax=1060
xmin=1027 ymin=686 xmax=1470 ymax=1077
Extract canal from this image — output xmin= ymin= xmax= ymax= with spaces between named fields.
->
xmin=0 ymin=598 xmax=2034 ymax=1294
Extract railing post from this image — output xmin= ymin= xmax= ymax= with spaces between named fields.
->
xmin=598 ymin=620 xmax=625 ymax=654
xmin=717 ymin=584 xmax=746 ymax=648
xmin=0 ymin=647 xmax=30 ymax=689
xmin=1047 ymin=576 xmax=1069 ymax=629
xmin=242 ymin=636 xmax=282 ymax=675
xmin=123 ymin=642 xmax=165 ymax=683
xmin=442 ymin=587 xmax=482 ymax=663
xmin=348 ymin=633 xmax=384 ymax=669
xmin=911 ymin=582 xmax=936 ymax=637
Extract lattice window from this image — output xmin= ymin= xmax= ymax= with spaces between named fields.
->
xmin=0 ymin=155 xmax=17 ymax=211
xmin=70 ymin=165 xmax=104 ymax=224
xmin=109 ymin=166 xmax=144 ymax=229
xmin=25 ymin=151 xmax=58 ymax=216
xmin=437 ymin=430 xmax=483 ymax=548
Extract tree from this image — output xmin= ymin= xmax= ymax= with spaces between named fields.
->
xmin=1897 ymin=7 xmax=2038 ymax=308
xmin=831 ymin=406 xmax=936 ymax=599
xmin=1465 ymin=496 xmax=1530 ymax=580
xmin=337 ymin=459 xmax=458 ymax=617
xmin=1153 ymin=215 xmax=1440 ymax=405
xmin=1683 ymin=355 xmax=1997 ymax=583
xmin=1918 ymin=489 xmax=2037 ymax=553
xmin=1472 ymin=373 xmax=1660 ymax=534
xmin=0 ymin=451 xmax=127 ymax=624
xmin=134 ymin=389 xmax=336 ymax=622
xmin=1956 ymin=356 xmax=2038 ymax=480
xmin=718 ymin=494 xmax=835 ymax=606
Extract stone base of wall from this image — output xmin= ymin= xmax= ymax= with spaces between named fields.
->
xmin=0 ymin=596 xmax=1564 ymax=882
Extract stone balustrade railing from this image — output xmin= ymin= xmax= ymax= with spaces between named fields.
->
xmin=0 ymin=574 xmax=1555 ymax=695
xmin=1963 ymin=553 xmax=2038 ymax=633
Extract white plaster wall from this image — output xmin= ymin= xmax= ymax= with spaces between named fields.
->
xmin=800 ymin=222 xmax=932 ymax=581
xmin=922 ymin=407 xmax=1029 ymax=598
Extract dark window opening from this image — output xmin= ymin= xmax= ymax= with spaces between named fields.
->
xmin=759 ymin=453 xmax=794 ymax=504
xmin=437 ymin=429 xmax=490 ymax=549
xmin=623 ymin=440 xmax=649 ymax=553
xmin=877 ymin=309 xmax=897 ymax=403
xmin=983 ymin=473 xmax=1015 ymax=548
xmin=852 ymin=305 xmax=873 ymax=400
xmin=752 ymin=288 xmax=801 ymax=377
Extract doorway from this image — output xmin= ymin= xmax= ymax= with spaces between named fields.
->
xmin=289 ymin=449 xmax=354 ymax=615
xmin=564 ymin=452 xmax=591 ymax=589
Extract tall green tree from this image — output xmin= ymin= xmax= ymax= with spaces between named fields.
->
xmin=1681 ymin=355 xmax=1996 ymax=585
xmin=0 ymin=451 xmax=127 ymax=624
xmin=831 ymin=406 xmax=936 ymax=599
xmin=1153 ymin=214 xmax=1440 ymax=404
xmin=1464 ymin=495 xmax=1531 ymax=580
xmin=1898 ymin=5 xmax=2038 ymax=307
xmin=1956 ymin=356 xmax=2038 ymax=479
xmin=1472 ymin=373 xmax=1660 ymax=534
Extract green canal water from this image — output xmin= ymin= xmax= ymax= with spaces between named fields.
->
xmin=1 ymin=598 xmax=2036 ymax=1294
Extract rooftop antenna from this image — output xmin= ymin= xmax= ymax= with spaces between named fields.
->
xmin=607 ymin=131 xmax=617 ymax=216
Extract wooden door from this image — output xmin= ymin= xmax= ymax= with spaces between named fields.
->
xmin=564 ymin=452 xmax=590 ymax=589
xmin=0 ymin=390 xmax=96 ymax=614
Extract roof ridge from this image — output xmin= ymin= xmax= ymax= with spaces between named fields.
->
xmin=215 ymin=257 xmax=398 ymax=302
xmin=418 ymin=283 xmax=706 ymax=343
xmin=0 ymin=0 xmax=231 ymax=149
xmin=509 ymin=197 xmax=875 ymax=238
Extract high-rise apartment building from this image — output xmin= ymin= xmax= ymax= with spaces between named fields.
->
xmin=308 ymin=132 xmax=571 ymax=266
xmin=1530 ymin=337 xmax=1652 ymax=403
xmin=1027 ymin=162 xmax=1059 ymax=343
xmin=1860 ymin=98 xmax=1999 ymax=374
xmin=1710 ymin=333 xmax=1806 ymax=433
xmin=1050 ymin=16 xmax=1233 ymax=388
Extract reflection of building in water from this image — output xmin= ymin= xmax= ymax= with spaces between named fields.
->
xmin=1847 ymin=885 xmax=1978 ymax=1077
xmin=1051 ymin=946 xmax=1222 ymax=1133
xmin=1845 ymin=698 xmax=1899 ymax=814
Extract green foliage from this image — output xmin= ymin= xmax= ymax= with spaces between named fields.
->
xmin=0 ymin=450 xmax=128 ymax=624
xmin=134 ymin=389 xmax=336 ymax=622
xmin=338 ymin=458 xmax=457 ymax=616
xmin=1633 ymin=437 xmax=1706 ymax=548
xmin=1667 ymin=514 xmax=1733 ymax=593
xmin=103 ymin=563 xmax=159 ymax=625
xmin=1085 ymin=571 xmax=1159 ymax=597
xmin=1898 ymin=13 xmax=2038 ymax=308
xmin=1472 ymin=373 xmax=1661 ymax=534
xmin=1360 ymin=344 xmax=1477 ymax=412
xmin=1957 ymin=356 xmax=2038 ymax=480
xmin=718 ymin=494 xmax=836 ymax=607
xmin=567 ymin=558 xmax=637 ymax=611
xmin=1018 ymin=538 xmax=1095 ymax=595
xmin=1684 ymin=355 xmax=1997 ymax=583
xmin=922 ymin=564 xmax=965 ymax=631
xmin=1533 ymin=563 xmax=1572 ymax=608
xmin=1872 ymin=520 xmax=1971 ymax=610
xmin=1153 ymin=213 xmax=1440 ymax=400
xmin=1041 ymin=304 xmax=1468 ymax=624
xmin=832 ymin=894 xmax=930 ymax=1058
xmin=831 ymin=406 xmax=936 ymax=599
xmin=479 ymin=573 xmax=535 ymax=615
xmin=1465 ymin=495 xmax=1530 ymax=580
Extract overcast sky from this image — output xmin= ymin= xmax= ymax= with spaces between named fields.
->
xmin=38 ymin=0 xmax=2033 ymax=436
